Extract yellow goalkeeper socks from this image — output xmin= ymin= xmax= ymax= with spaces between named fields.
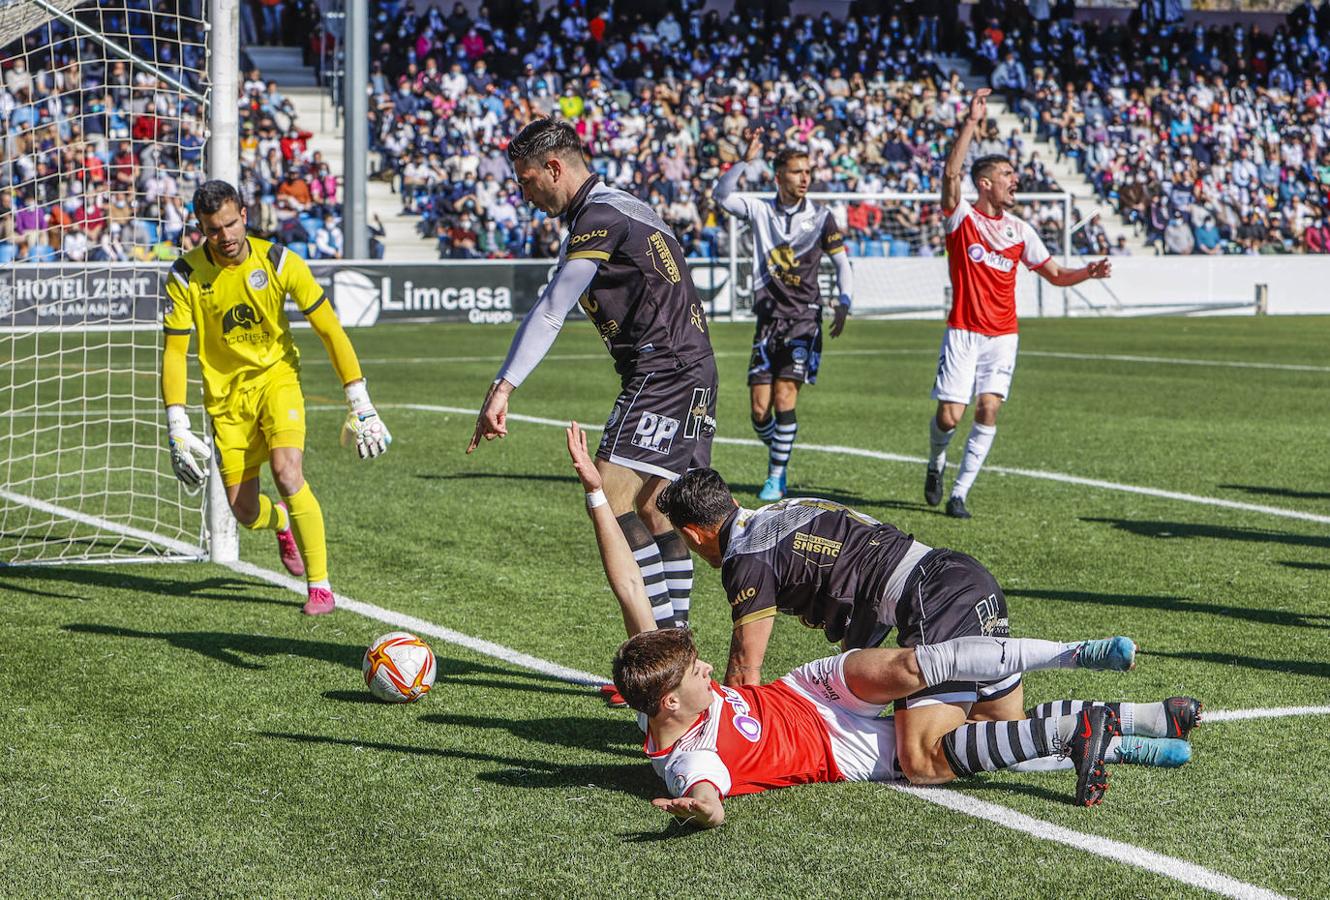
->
xmin=241 ymin=494 xmax=287 ymax=532
xmin=282 ymin=483 xmax=328 ymax=585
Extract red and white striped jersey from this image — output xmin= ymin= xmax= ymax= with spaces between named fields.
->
xmin=643 ymin=680 xmax=842 ymax=798
xmin=943 ymin=198 xmax=1051 ymax=336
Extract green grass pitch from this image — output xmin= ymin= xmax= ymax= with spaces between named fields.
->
xmin=1 ymin=316 xmax=1327 ymax=897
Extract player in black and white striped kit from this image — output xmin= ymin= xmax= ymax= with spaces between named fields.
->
xmin=468 ymin=120 xmax=717 ymax=674
xmin=715 ymin=130 xmax=853 ymax=502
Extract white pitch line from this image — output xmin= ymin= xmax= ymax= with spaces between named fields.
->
xmin=1204 ymin=706 xmax=1330 ymax=723
xmin=0 ymin=488 xmax=204 ymax=559
xmin=336 ymin=404 xmax=1330 ymax=527
xmin=355 ymin=347 xmax=1330 ymax=374
xmin=890 ymin=785 xmax=1288 ymax=900
xmin=220 ymin=554 xmax=1293 ymax=900
xmin=221 ymin=558 xmax=607 ymax=687
xmin=0 ymin=493 xmax=1311 ymax=898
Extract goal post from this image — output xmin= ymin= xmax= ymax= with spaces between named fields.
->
xmin=726 ymin=191 xmax=1074 ymax=320
xmin=0 ymin=0 xmax=239 ymax=565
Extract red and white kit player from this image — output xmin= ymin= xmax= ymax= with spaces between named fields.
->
xmin=926 ymin=88 xmax=1112 ymax=519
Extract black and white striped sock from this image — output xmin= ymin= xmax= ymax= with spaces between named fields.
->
xmin=942 ymin=715 xmax=1079 ymax=776
xmin=617 ymin=512 xmax=673 ymax=627
xmin=1027 ymin=700 xmax=1144 ymax=736
xmin=769 ymin=409 xmax=798 ymax=477
xmin=752 ymin=413 xmax=777 ymax=447
xmin=654 ymin=530 xmax=693 ymax=628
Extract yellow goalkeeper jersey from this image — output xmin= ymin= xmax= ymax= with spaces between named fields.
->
xmin=163 ymin=237 xmax=327 ymax=413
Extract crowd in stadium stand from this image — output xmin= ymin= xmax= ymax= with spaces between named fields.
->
xmin=990 ymin=0 xmax=1330 ymax=254
xmin=363 ymin=0 xmax=1080 ymax=260
xmin=0 ymin=0 xmax=343 ymax=264
xmin=359 ymin=0 xmax=1330 ymax=258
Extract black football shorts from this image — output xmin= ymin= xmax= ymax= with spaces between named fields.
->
xmin=889 ymin=549 xmax=1019 ymax=711
xmin=597 ymin=355 xmax=718 ymax=481
xmin=748 ymin=316 xmax=823 ymax=386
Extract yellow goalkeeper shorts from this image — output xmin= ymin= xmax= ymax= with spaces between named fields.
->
xmin=211 ymin=373 xmax=307 ymax=487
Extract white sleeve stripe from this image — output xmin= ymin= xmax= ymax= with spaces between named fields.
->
xmin=171 ymin=270 xmax=188 ymax=288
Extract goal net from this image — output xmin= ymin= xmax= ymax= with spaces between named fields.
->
xmin=726 ymin=191 xmax=1072 ymax=319
xmin=0 ymin=0 xmax=216 ymax=565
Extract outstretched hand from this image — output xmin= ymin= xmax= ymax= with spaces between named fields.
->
xmin=968 ymin=87 xmax=991 ymax=125
xmin=467 ymin=381 xmax=511 ymax=453
xmin=565 ymin=422 xmax=603 ymax=493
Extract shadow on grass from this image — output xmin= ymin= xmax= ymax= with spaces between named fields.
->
xmin=1280 ymin=560 xmax=1330 ymax=572
xmin=63 ymin=623 xmax=362 ymax=671
xmin=1081 ymin=517 xmax=1330 ymax=550
xmin=1218 ymin=484 xmax=1330 ymax=501
xmin=414 ymin=472 xmax=579 ymax=486
xmin=726 ymin=482 xmax=934 ymax=516
xmin=1143 ymin=649 xmax=1330 ymax=679
xmin=1007 ymin=588 xmax=1330 ymax=630
xmin=954 ymin=778 xmax=1083 ymax=806
xmin=418 ymin=712 xmax=640 ymax=759
xmin=61 ymin=623 xmax=595 ymax=693
xmin=1 ymin=567 xmax=293 ymax=607
xmin=259 ymin=730 xmax=661 ymax=800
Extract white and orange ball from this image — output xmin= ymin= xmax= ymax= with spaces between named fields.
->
xmin=362 ymin=631 xmax=436 ymax=703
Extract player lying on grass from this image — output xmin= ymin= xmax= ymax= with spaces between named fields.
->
xmin=653 ymin=467 xmax=1201 ymax=786
xmin=565 ymin=425 xmax=1192 ymax=822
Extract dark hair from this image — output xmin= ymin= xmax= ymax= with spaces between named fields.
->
xmin=612 ymin=627 xmax=697 ymax=716
xmin=970 ymin=154 xmax=1010 ymax=187
xmin=506 ymin=118 xmax=585 ymax=164
xmin=773 ymin=147 xmax=809 ymax=172
xmin=655 ymin=467 xmax=734 ymax=529
xmin=193 ymin=180 xmax=242 ymax=216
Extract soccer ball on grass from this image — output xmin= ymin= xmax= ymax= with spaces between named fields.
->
xmin=363 ymin=631 xmax=436 ymax=703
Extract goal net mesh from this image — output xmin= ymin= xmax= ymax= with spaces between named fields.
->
xmin=729 ymin=192 xmax=1070 ymax=318
xmin=0 ymin=0 xmax=210 ymax=564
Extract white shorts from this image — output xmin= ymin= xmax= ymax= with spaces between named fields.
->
xmin=779 ymin=652 xmax=901 ymax=783
xmin=931 ymin=328 xmax=1019 ymax=404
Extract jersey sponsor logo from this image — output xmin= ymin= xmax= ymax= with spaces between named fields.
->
xmin=730 ymin=586 xmax=757 ymax=607
xmin=221 ymin=302 xmax=264 ymax=334
xmin=792 ymin=531 xmax=842 ymax=558
xmin=767 ymin=245 xmax=801 ymax=286
xmin=631 ymin=411 xmax=680 ymax=454
xmin=690 ymin=302 xmax=706 ymax=334
xmin=570 ymin=229 xmax=609 ymax=246
xmin=672 ymin=773 xmax=688 ymax=796
xmin=719 ymin=686 xmax=762 ymax=742
xmin=647 ymin=231 xmax=682 ymax=284
xmin=966 ymin=243 xmax=1016 ymax=273
xmin=974 ymin=594 xmax=1008 ymax=636
xmin=684 ymin=387 xmax=715 ymax=440
xmin=248 ymin=269 xmax=269 ymax=290
xmin=578 ymin=291 xmax=599 ymax=315
xmin=810 ymin=669 xmax=841 ymax=701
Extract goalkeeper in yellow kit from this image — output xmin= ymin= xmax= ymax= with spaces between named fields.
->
xmin=161 ymin=180 xmax=390 ymax=615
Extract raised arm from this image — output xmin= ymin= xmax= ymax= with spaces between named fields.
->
xmin=714 ymin=129 xmax=765 ymax=217
xmin=942 ymin=88 xmax=990 ymax=212
xmin=467 ymin=257 xmax=598 ymax=452
xmin=565 ymin=422 xmax=656 ymax=637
